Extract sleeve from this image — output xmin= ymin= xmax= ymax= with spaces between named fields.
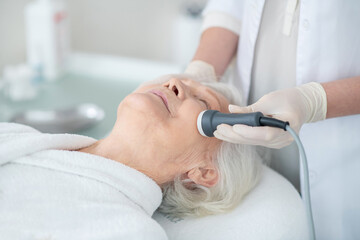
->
xmin=201 ymin=0 xmax=245 ymax=35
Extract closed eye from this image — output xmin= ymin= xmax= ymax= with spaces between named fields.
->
xmin=199 ymin=99 xmax=210 ymax=110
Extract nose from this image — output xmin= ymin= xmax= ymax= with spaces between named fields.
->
xmin=164 ymin=78 xmax=188 ymax=100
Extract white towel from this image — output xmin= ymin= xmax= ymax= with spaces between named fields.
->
xmin=0 ymin=123 xmax=96 ymax=165
xmin=0 ymin=123 xmax=167 ymax=240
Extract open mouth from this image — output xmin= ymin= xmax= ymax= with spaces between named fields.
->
xmin=149 ymin=90 xmax=170 ymax=113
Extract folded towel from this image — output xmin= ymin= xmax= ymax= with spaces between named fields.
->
xmin=0 ymin=123 xmax=96 ymax=165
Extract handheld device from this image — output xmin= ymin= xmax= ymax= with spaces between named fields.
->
xmin=197 ymin=110 xmax=288 ymax=137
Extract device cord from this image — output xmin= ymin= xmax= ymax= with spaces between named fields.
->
xmin=286 ymin=125 xmax=316 ymax=240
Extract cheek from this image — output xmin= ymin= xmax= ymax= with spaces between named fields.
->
xmin=116 ymin=94 xmax=171 ymax=146
xmin=178 ymin=101 xmax=203 ymax=129
xmin=163 ymin=102 xmax=205 ymax=151
xmin=180 ymin=101 xmax=206 ymax=136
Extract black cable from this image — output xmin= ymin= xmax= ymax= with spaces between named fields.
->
xmin=259 ymin=116 xmax=289 ymax=130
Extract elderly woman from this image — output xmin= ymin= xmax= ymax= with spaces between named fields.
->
xmin=0 ymin=76 xmax=261 ymax=239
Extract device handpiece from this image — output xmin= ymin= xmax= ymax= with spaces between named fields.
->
xmin=197 ymin=110 xmax=289 ymax=137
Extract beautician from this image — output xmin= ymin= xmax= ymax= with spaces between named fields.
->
xmin=183 ymin=0 xmax=360 ymax=239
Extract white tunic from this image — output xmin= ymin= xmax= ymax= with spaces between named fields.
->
xmin=0 ymin=123 xmax=168 ymax=240
xmin=250 ymin=0 xmax=301 ymax=191
xmin=202 ymin=1 xmax=360 ymax=239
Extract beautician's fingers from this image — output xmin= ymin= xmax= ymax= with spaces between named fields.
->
xmin=214 ymin=129 xmax=258 ymax=145
xmin=232 ymin=124 xmax=289 ymax=141
xmin=214 ymin=124 xmax=293 ymax=148
xmin=184 ymin=60 xmax=218 ymax=83
xmin=214 ymin=124 xmax=253 ymax=143
xmin=228 ymin=104 xmax=254 ymax=114
xmin=214 ymin=128 xmax=293 ymax=149
xmin=214 ymin=124 xmax=267 ymax=146
xmin=232 ymin=124 xmax=293 ymax=148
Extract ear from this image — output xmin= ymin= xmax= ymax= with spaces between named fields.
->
xmin=186 ymin=162 xmax=219 ymax=188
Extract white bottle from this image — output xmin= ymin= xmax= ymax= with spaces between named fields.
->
xmin=25 ymin=0 xmax=70 ymax=81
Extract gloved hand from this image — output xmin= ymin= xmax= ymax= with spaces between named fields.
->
xmin=214 ymin=82 xmax=328 ymax=148
xmin=184 ymin=60 xmax=218 ymax=83
xmin=137 ymin=60 xmax=217 ymax=90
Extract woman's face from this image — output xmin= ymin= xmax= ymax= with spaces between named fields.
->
xmin=111 ymin=77 xmax=230 ymax=185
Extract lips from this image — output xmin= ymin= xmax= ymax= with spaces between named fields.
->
xmin=149 ymin=90 xmax=170 ymax=113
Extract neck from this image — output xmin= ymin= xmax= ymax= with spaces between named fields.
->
xmin=78 ymin=135 xmax=132 ymax=167
xmin=77 ymin=134 xmax=161 ymax=185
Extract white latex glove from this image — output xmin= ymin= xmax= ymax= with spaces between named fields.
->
xmin=137 ymin=60 xmax=217 ymax=90
xmin=184 ymin=60 xmax=218 ymax=83
xmin=214 ymin=82 xmax=327 ymax=148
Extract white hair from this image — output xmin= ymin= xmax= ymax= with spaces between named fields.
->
xmin=158 ymin=80 xmax=262 ymax=218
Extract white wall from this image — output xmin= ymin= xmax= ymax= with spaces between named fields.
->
xmin=0 ymin=0 xmax=206 ymax=76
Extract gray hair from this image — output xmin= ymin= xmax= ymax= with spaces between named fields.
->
xmin=158 ymin=80 xmax=262 ymax=218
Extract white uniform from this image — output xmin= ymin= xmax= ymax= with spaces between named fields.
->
xmin=203 ymin=0 xmax=360 ymax=239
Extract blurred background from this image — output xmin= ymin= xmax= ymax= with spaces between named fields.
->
xmin=0 ymin=0 xmax=208 ymax=138
xmin=0 ymin=0 xmax=207 ymax=71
